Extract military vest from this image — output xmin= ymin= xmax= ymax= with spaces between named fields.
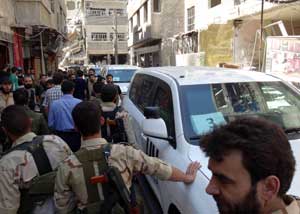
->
xmin=1 ymin=136 xmax=56 ymax=214
xmin=74 ymin=144 xmax=131 ymax=214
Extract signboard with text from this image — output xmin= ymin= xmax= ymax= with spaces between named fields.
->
xmin=265 ymin=36 xmax=300 ymax=82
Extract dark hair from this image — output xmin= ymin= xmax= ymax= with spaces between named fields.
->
xmin=72 ymin=101 xmax=101 ymax=136
xmin=24 ymin=75 xmax=33 ymax=81
xmin=52 ymin=72 xmax=64 ymax=85
xmin=1 ymin=105 xmax=31 ymax=137
xmin=11 ymin=67 xmax=17 ymax=74
xmin=106 ymin=74 xmax=113 ymax=78
xmin=46 ymin=79 xmax=54 ymax=85
xmin=61 ymin=80 xmax=75 ymax=94
xmin=2 ymin=77 xmax=12 ymax=84
xmin=88 ymin=68 xmax=95 ymax=73
xmin=93 ymin=82 xmax=104 ymax=94
xmin=77 ymin=70 xmax=84 ymax=77
xmin=200 ymin=117 xmax=295 ymax=197
xmin=101 ymin=84 xmax=117 ymax=102
xmin=13 ymin=88 xmax=29 ymax=105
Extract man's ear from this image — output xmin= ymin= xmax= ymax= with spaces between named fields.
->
xmin=257 ymin=175 xmax=280 ymax=202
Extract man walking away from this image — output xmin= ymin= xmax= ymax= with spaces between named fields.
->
xmin=42 ymin=72 xmax=64 ymax=114
xmin=90 ymin=81 xmax=104 ymax=109
xmin=0 ymin=105 xmax=73 ymax=213
xmin=48 ymin=80 xmax=81 ymax=152
xmin=54 ymin=101 xmax=200 ymax=213
xmin=100 ymin=84 xmax=132 ymax=143
xmin=73 ymin=70 xmax=86 ymax=100
xmin=13 ymin=88 xmax=49 ymax=135
xmin=200 ymin=118 xmax=299 ymax=214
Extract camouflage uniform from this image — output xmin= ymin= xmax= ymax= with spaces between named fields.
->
xmin=100 ymin=102 xmax=136 ymax=145
xmin=272 ymin=196 xmax=300 ymax=214
xmin=24 ymin=106 xmax=49 ymax=135
xmin=0 ymin=132 xmax=72 ymax=214
xmin=54 ymin=138 xmax=172 ymax=213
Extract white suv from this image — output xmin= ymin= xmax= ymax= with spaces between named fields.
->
xmin=123 ymin=66 xmax=300 ymax=213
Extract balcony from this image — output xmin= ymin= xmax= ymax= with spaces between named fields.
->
xmin=85 ymin=15 xmax=128 ymax=26
xmin=87 ymin=41 xmax=128 ymax=55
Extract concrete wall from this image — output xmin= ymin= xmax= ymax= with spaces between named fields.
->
xmin=16 ymin=1 xmax=51 ymax=27
xmin=0 ymin=0 xmax=16 ymax=34
xmin=200 ymin=22 xmax=234 ymax=66
xmin=84 ymin=0 xmax=128 ymax=59
xmin=160 ymin=0 xmax=184 ymax=66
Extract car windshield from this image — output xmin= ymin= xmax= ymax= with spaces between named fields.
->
xmin=180 ymin=81 xmax=300 ymax=145
xmin=108 ymin=69 xmax=136 ymax=83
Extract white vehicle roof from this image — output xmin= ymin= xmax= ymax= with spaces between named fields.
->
xmin=139 ymin=66 xmax=280 ymax=85
xmin=104 ymin=65 xmax=140 ymax=70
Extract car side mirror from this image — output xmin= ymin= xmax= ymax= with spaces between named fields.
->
xmin=142 ymin=107 xmax=171 ymax=142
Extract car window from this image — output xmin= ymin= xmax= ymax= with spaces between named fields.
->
xmin=108 ymin=69 xmax=136 ymax=82
xmin=152 ymin=80 xmax=176 ymax=144
xmin=181 ymin=81 xmax=300 ymax=145
xmin=129 ymin=74 xmax=156 ymax=112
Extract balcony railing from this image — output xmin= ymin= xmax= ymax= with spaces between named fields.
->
xmin=87 ymin=41 xmax=128 ymax=53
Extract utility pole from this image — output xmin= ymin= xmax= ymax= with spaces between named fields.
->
xmin=259 ymin=0 xmax=264 ymax=72
xmin=113 ymin=9 xmax=119 ymax=64
xmin=40 ymin=32 xmax=46 ymax=74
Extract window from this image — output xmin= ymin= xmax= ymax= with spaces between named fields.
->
xmin=144 ymin=3 xmax=148 ymax=23
xmin=108 ymin=9 xmax=114 ymax=16
xmin=129 ymin=74 xmax=157 ymax=112
xmin=209 ymin=0 xmax=221 ymax=8
xmin=77 ymin=1 xmax=81 ymax=9
xmin=109 ymin=9 xmax=126 ymax=16
xmin=153 ymin=80 xmax=176 ymax=144
xmin=66 ymin=1 xmax=75 ymax=10
xmin=91 ymin=33 xmax=107 ymax=41
xmin=153 ymin=0 xmax=161 ymax=12
xmin=117 ymin=9 xmax=126 ymax=16
xmin=109 ymin=33 xmax=126 ymax=41
xmin=87 ymin=8 xmax=106 ymax=16
xmin=137 ymin=10 xmax=140 ymax=26
xmin=187 ymin=6 xmax=195 ymax=31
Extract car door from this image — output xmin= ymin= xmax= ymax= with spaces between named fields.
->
xmin=142 ymin=78 xmax=186 ymax=211
xmin=126 ymin=73 xmax=158 ymax=150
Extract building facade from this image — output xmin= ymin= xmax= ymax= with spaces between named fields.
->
xmin=0 ymin=0 xmax=16 ymax=70
xmin=127 ymin=0 xmax=184 ymax=67
xmin=196 ymin=0 xmax=300 ymax=69
xmin=60 ymin=0 xmax=86 ymax=66
xmin=83 ymin=0 xmax=128 ymax=65
xmin=0 ymin=0 xmax=67 ymax=76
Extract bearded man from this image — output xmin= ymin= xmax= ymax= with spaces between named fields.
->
xmin=0 ymin=78 xmax=14 ymax=115
xmin=200 ymin=118 xmax=299 ymax=214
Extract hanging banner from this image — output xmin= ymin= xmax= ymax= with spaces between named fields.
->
xmin=13 ymin=32 xmax=23 ymax=68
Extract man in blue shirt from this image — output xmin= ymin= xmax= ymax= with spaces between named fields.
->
xmin=48 ymin=80 xmax=81 ymax=151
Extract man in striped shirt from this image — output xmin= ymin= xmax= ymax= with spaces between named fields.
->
xmin=42 ymin=72 xmax=64 ymax=114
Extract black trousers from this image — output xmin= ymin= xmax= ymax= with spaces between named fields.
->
xmin=54 ymin=130 xmax=81 ymax=152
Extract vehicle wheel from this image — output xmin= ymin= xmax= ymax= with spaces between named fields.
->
xmin=168 ymin=204 xmax=181 ymax=214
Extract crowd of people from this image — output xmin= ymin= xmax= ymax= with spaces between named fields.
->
xmin=0 ymin=65 xmax=298 ymax=214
